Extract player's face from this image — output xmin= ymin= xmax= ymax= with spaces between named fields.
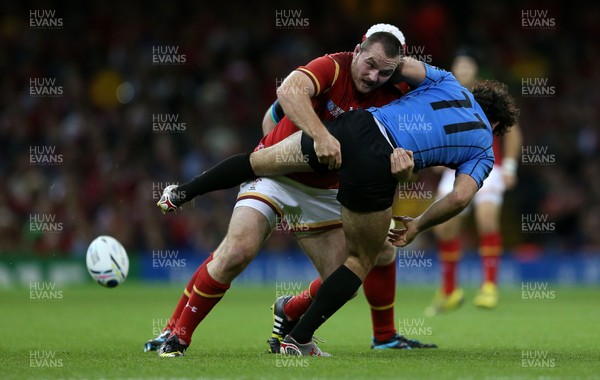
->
xmin=351 ymin=42 xmax=400 ymax=94
xmin=451 ymin=56 xmax=478 ymax=88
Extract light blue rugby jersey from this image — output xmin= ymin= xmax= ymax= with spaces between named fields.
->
xmin=367 ymin=63 xmax=494 ymax=188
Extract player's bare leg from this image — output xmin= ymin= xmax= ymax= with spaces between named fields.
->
xmin=270 ymin=226 xmax=435 ymax=352
xmin=157 ymin=131 xmax=310 ymax=213
xmin=342 ymin=207 xmax=392 ymax=278
xmin=281 ymin=206 xmax=391 ymax=355
xmin=270 ymin=226 xmax=370 ymax=352
xmin=474 ymin=202 xmax=500 ymax=236
xmin=298 ymin=229 xmax=348 ymax=279
xmin=158 ymin=207 xmax=272 ymax=357
xmin=207 ymin=207 xmax=272 ymax=283
xmin=250 ymin=131 xmax=311 ymax=176
xmin=267 ymin=228 xmax=348 ymax=353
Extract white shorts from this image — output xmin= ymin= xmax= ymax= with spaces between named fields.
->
xmin=437 ymin=165 xmax=505 ymax=207
xmin=235 ymin=176 xmax=342 ymax=237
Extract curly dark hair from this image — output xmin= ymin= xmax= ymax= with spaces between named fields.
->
xmin=472 ymin=80 xmax=520 ymax=136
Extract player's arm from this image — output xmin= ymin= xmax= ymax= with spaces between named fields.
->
xmin=277 ymin=70 xmax=341 ymax=170
xmin=395 ymin=58 xmax=427 ymax=87
xmin=261 ymin=107 xmax=276 ymax=136
xmin=388 ymin=173 xmax=478 ymax=247
xmin=501 ymin=122 xmax=523 ymax=189
xmin=261 ymin=99 xmax=285 ymax=136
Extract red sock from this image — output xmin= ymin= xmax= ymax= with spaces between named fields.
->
xmin=363 ymin=261 xmax=396 ymax=342
xmin=283 ymin=278 xmax=321 ymax=321
xmin=439 ymin=239 xmax=461 ymax=296
xmin=173 ymin=261 xmax=230 ymax=345
xmin=480 ymin=232 xmax=502 ymax=284
xmin=165 ymin=253 xmax=214 ymax=332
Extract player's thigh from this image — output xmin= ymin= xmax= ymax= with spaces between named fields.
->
xmin=341 ymin=206 xmax=392 ymax=280
xmin=250 ymin=131 xmax=312 ymax=176
xmin=472 ymin=166 xmax=504 ymax=234
xmin=474 ymin=201 xmax=501 ymax=234
xmin=297 ymin=228 xmax=347 ymax=279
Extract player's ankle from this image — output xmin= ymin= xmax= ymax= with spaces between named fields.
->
xmin=178 ymin=337 xmax=190 ymax=346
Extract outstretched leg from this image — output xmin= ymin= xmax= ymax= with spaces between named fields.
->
xmin=165 ymin=131 xmax=311 ymax=207
xmin=284 ymin=206 xmax=391 ymax=349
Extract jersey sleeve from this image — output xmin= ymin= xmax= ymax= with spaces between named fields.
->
xmin=296 ymin=55 xmax=341 ymax=97
xmin=414 ymin=63 xmax=454 ymax=89
xmin=456 ymin=153 xmax=494 ymax=189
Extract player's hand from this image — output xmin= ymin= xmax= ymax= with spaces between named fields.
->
xmin=390 ymin=148 xmax=415 ymax=182
xmin=387 ymin=215 xmax=419 ymax=247
xmin=314 ymin=131 xmax=342 ymax=170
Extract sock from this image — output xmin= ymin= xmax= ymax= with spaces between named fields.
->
xmin=165 ymin=253 xmax=214 ymax=332
xmin=283 ymin=278 xmax=322 ymax=321
xmin=439 ymin=239 xmax=461 ymax=296
xmin=363 ymin=261 xmax=396 ymax=342
xmin=175 ymin=153 xmax=256 ymax=206
xmin=172 ymin=262 xmax=230 ymax=345
xmin=289 ymin=265 xmax=362 ymax=344
xmin=480 ymin=232 xmax=502 ymax=284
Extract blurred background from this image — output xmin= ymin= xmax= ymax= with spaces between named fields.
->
xmin=0 ymin=0 xmax=598 ymax=285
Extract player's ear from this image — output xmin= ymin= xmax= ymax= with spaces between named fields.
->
xmin=354 ymin=43 xmax=361 ymax=55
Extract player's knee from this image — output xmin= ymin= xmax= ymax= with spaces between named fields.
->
xmin=348 ymin=250 xmax=377 ymax=274
xmin=375 ymin=242 xmax=396 ymax=266
xmin=217 ymin=240 xmax=259 ymax=274
xmin=476 ymin=213 xmax=500 ymax=233
xmin=478 ymin=223 xmax=499 ymax=235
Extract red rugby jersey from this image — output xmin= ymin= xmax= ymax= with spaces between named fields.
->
xmin=492 ymin=137 xmax=503 ymax=165
xmin=257 ymin=52 xmax=405 ymax=189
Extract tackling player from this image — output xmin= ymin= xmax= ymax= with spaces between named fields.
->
xmin=426 ymin=49 xmax=523 ymax=316
xmin=150 ymin=25 xmax=435 ymax=357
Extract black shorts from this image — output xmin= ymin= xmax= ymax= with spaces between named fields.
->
xmin=300 ymin=109 xmax=397 ymax=212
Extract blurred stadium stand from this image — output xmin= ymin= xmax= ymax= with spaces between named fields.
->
xmin=0 ymin=1 xmax=598 ymax=284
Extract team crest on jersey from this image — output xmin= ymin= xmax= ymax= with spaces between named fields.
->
xmin=326 ymin=100 xmax=344 ymax=118
xmin=248 ymin=178 xmax=262 ymax=190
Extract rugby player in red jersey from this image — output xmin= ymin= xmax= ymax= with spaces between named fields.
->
xmin=150 ymin=24 xmax=435 ymax=357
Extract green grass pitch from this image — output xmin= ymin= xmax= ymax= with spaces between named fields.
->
xmin=2 ymin=282 xmax=599 ymax=379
